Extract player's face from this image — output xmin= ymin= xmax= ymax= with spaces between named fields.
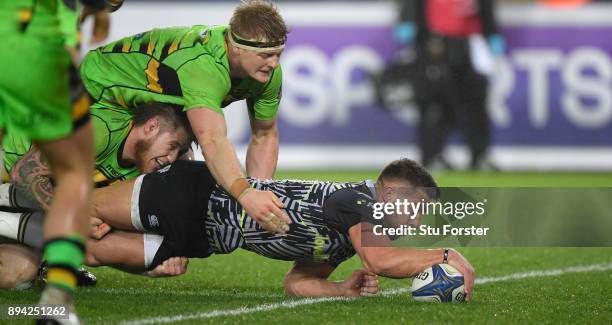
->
xmin=134 ymin=129 xmax=189 ymax=173
xmin=240 ymin=49 xmax=282 ymax=83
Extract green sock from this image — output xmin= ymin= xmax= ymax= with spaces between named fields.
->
xmin=43 ymin=234 xmax=85 ymax=293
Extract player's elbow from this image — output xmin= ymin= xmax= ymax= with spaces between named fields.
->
xmin=360 ymin=250 xmax=392 ymax=276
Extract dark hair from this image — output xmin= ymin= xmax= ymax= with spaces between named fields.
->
xmin=230 ymin=0 xmax=288 ymax=44
xmin=377 ymin=158 xmax=440 ymax=200
xmin=132 ymin=102 xmax=195 ymax=143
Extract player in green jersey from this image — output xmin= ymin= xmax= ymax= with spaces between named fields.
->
xmin=1 ymin=102 xmax=193 ymax=209
xmin=0 ymin=1 xmax=120 ymax=322
xmin=0 ymin=102 xmax=192 ymax=290
xmin=80 ymin=0 xmax=292 ymax=235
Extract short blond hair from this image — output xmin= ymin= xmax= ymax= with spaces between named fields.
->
xmin=229 ymin=0 xmax=288 ymax=44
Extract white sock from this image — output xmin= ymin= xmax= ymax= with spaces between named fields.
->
xmin=0 ymin=183 xmax=11 ymax=207
xmin=0 ymin=210 xmax=20 ymax=240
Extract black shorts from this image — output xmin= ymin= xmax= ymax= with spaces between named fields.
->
xmin=135 ymin=160 xmax=216 ymax=268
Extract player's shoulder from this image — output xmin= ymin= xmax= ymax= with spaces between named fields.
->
xmin=168 ymin=25 xmax=230 ymax=77
xmin=325 ymin=182 xmax=375 ymax=206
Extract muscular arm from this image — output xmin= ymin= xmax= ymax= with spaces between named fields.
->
xmin=284 ymin=261 xmax=378 ymax=297
xmin=186 ymin=107 xmax=289 ymax=232
xmin=10 ymin=148 xmax=54 ymax=211
xmin=348 ymin=223 xmax=475 ymax=299
xmin=349 ymin=223 xmax=443 ymax=278
xmin=186 ymin=108 xmax=243 ymax=192
xmin=246 ymin=117 xmax=279 ymax=179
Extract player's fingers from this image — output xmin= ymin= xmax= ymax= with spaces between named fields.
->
xmin=360 ymin=287 xmax=378 ymax=297
xmin=364 ymin=276 xmax=378 ymax=288
xmin=90 ymin=217 xmax=102 ymax=226
xmin=91 ymin=223 xmax=111 ymax=240
xmin=458 ymin=266 xmax=473 ymax=301
xmin=280 ymin=210 xmax=292 ymax=225
xmin=172 ymin=258 xmax=183 ymax=275
xmin=269 ymin=205 xmax=291 ymax=226
xmin=99 ymin=223 xmax=112 ymax=237
xmin=261 ymin=211 xmax=288 ymax=234
xmin=272 ymin=218 xmax=288 ymax=234
xmin=271 ymin=194 xmax=284 ymax=208
xmin=364 ymin=282 xmax=379 ymax=294
xmin=170 ymin=258 xmax=180 ymax=274
xmin=259 ymin=213 xmax=278 ymax=231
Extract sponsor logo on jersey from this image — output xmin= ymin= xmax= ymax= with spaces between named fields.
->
xmin=148 ymin=214 xmax=159 ymax=228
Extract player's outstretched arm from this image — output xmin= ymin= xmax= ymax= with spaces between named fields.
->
xmin=284 ymin=261 xmax=378 ymax=297
xmin=246 ymin=117 xmax=279 ymax=179
xmin=186 ymin=108 xmax=290 ymax=233
xmin=348 ymin=223 xmax=475 ymax=300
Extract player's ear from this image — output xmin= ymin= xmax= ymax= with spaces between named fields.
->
xmin=143 ymin=117 xmax=161 ymax=137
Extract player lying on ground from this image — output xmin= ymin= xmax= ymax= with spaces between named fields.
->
xmin=85 ymin=159 xmax=474 ymax=299
xmin=0 ymin=102 xmax=193 ymax=289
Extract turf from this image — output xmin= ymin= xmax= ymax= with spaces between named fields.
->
xmin=1 ymin=171 xmax=611 ymax=324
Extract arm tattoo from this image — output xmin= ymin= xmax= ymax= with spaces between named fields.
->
xmin=10 ymin=149 xmax=54 ymax=211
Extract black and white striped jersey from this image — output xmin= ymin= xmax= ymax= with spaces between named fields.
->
xmin=205 ymin=179 xmax=378 ymax=267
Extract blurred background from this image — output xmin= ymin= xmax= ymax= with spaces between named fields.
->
xmin=81 ymin=0 xmax=612 ymax=171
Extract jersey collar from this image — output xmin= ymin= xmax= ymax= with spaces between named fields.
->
xmin=365 ymin=179 xmax=377 ymax=199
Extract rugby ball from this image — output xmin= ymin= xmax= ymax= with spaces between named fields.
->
xmin=411 ymin=264 xmax=465 ymax=303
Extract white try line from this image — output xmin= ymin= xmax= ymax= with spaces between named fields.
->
xmin=94 ymin=287 xmax=284 ymax=300
xmin=120 ymin=263 xmax=612 ymax=325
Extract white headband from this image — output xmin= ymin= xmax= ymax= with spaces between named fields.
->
xmin=227 ymin=29 xmax=286 ymax=52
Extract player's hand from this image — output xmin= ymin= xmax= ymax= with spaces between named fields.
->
xmin=238 ymin=189 xmax=291 ymax=234
xmin=446 ymin=248 xmax=475 ymax=301
xmin=340 ymin=269 xmax=379 ymax=297
xmin=146 ymin=257 xmax=189 ymax=277
xmin=90 ymin=217 xmax=112 ymax=239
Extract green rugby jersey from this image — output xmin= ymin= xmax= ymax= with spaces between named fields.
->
xmin=2 ymin=107 xmax=138 ymax=186
xmin=80 ymin=25 xmax=282 ymax=120
xmin=0 ymin=1 xmax=65 ymax=36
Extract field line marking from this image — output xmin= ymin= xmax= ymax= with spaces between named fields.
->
xmin=120 ymin=262 xmax=612 ymax=325
xmin=93 ymin=287 xmax=284 ymax=299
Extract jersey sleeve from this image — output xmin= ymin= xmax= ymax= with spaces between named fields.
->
xmin=322 ymin=188 xmax=382 ymax=233
xmin=90 ymin=112 xmax=112 ymax=157
xmin=58 ymin=0 xmax=80 ymax=48
xmin=1 ymin=133 xmax=32 ymax=174
xmin=177 ymin=55 xmax=230 ymax=114
xmin=251 ymin=65 xmax=282 ymax=120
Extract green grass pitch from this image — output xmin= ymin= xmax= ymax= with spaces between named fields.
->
xmin=1 ymin=171 xmax=611 ymax=324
